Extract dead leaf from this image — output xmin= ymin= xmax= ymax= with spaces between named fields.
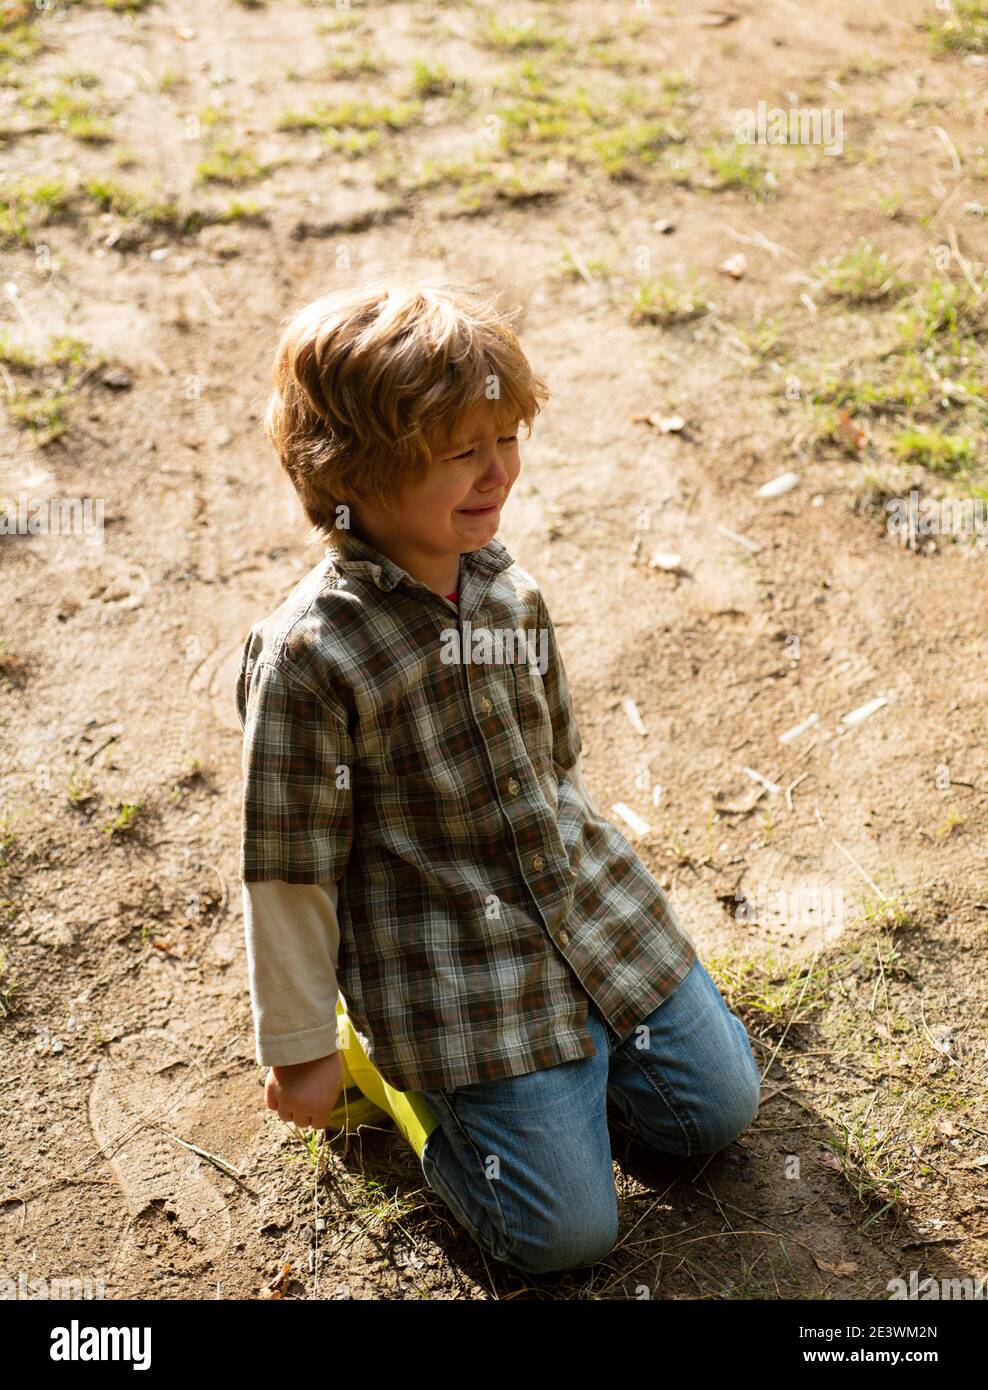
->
xmin=813 ymin=1255 xmax=859 ymax=1276
xmin=837 ymin=409 xmax=867 ymax=452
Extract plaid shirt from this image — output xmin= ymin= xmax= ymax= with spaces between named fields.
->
xmin=236 ymin=527 xmax=697 ymax=1094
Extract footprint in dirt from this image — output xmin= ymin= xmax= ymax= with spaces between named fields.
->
xmin=88 ymin=1029 xmax=231 ymax=1271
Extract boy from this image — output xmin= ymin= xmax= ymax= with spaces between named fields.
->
xmin=236 ymin=275 xmax=761 ymax=1276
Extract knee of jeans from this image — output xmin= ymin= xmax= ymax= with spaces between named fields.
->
xmin=505 ymin=1209 xmax=620 ymax=1276
xmin=694 ymin=1064 xmax=761 ymax=1154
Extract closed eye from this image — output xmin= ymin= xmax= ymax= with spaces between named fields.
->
xmin=451 ymin=435 xmax=518 ymax=460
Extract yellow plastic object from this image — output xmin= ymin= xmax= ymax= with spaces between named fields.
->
xmin=326 ymin=996 xmax=440 ymax=1159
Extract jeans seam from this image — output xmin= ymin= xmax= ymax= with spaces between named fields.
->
xmin=421 ymin=1089 xmax=514 ymax=1252
xmin=617 ymin=1042 xmax=700 ymax=1155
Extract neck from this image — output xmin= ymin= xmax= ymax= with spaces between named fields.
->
xmin=352 ymin=523 xmax=460 ymax=596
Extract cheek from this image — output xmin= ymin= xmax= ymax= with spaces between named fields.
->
xmin=418 ymin=472 xmax=463 ymax=509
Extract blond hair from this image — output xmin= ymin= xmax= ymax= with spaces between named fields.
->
xmin=263 ymin=273 xmax=550 ymax=544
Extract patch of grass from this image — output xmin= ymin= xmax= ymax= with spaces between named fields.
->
xmin=83 ymin=178 xmax=207 ymax=235
xmin=589 ymin=119 xmax=687 ymax=179
xmin=321 ymin=46 xmax=386 ymax=79
xmin=824 ymin=1112 xmax=908 ymax=1226
xmin=557 ymin=245 xmax=613 ymax=281
xmin=836 ymin=55 xmax=894 ymax=81
xmin=404 ymin=152 xmax=565 ymax=213
xmin=66 ymin=767 xmax=97 ymax=806
xmin=195 ymin=138 xmax=270 ymax=186
xmin=806 ymin=268 xmax=988 ymax=488
xmin=474 ymin=14 xmax=567 ymax=53
xmin=323 ymin=128 xmax=383 ymax=157
xmin=112 ymin=145 xmax=141 ymax=170
xmin=858 ymin=888 xmax=919 ymax=933
xmin=737 ymin=314 xmax=789 ymax=361
xmin=895 ymin=276 xmax=988 ymax=349
xmin=486 ymin=59 xmax=690 ymax=182
xmin=0 ymin=331 xmax=104 ymax=445
xmin=405 ymin=59 xmax=459 ymax=97
xmin=811 ymin=364 xmax=927 ymax=427
xmin=0 ymin=176 xmax=78 ymax=246
xmin=707 ymin=952 xmax=830 ymax=1039
xmin=19 ymin=80 xmax=112 ymax=143
xmin=695 ymin=140 xmax=778 ymax=199
xmin=935 ymin=805 xmax=965 ymax=837
xmin=813 ymin=238 xmax=908 ymax=304
xmin=103 ymin=802 xmax=141 ymax=836
xmin=155 ymin=67 xmax=185 ymax=93
xmin=875 ymin=187 xmax=906 ymax=220
xmin=629 ymin=272 xmax=712 ymax=326
xmin=196 ymin=104 xmax=231 ymax=130
xmin=892 ymin=428 xmax=973 ymax=475
xmin=926 ymin=0 xmax=988 ymax=55
xmin=169 ymin=755 xmax=208 ymax=801
xmin=215 ymin=197 xmax=267 ymax=224
xmin=276 ymin=99 xmax=423 ymax=134
xmin=0 ymin=15 xmax=43 ymax=78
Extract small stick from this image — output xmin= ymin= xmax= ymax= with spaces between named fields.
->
xmin=785 ymin=771 xmax=809 ymax=813
xmin=946 ymin=223 xmax=985 ymax=300
xmin=814 ymin=806 xmax=887 ymax=902
xmin=560 ymin=240 xmax=597 ymax=288
xmin=147 ymin=1122 xmax=244 ymax=1180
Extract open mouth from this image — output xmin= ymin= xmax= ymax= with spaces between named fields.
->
xmin=457 ymin=503 xmax=500 ymax=515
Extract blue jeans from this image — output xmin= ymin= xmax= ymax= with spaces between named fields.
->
xmin=418 ymin=956 xmax=761 ymax=1275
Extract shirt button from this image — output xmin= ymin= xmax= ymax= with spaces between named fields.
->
xmin=558 ymin=929 xmax=570 ymax=946
xmin=479 ymin=696 xmax=493 ymax=715
xmin=507 ymin=777 xmax=520 ymax=795
xmin=531 ymin=854 xmax=546 ymax=871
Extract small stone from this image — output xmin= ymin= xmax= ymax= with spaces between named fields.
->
xmin=101 ymin=367 xmax=132 ymax=390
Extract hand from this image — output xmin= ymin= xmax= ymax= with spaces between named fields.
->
xmin=265 ymin=1052 xmax=344 ymax=1129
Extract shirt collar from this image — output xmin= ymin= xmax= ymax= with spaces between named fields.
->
xmin=328 ymin=527 xmax=515 ymax=594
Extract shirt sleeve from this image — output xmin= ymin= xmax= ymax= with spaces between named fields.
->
xmin=566 ymin=754 xmax=598 ymax=817
xmin=242 ymin=879 xmax=341 ymax=1067
xmin=238 ymin=656 xmax=353 ymax=883
xmin=536 ymin=590 xmax=583 ymax=775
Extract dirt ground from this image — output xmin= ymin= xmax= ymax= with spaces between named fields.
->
xmin=1 ymin=0 xmax=987 ymax=1301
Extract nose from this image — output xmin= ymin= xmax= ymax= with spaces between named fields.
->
xmin=476 ymin=442 xmax=512 ymax=489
